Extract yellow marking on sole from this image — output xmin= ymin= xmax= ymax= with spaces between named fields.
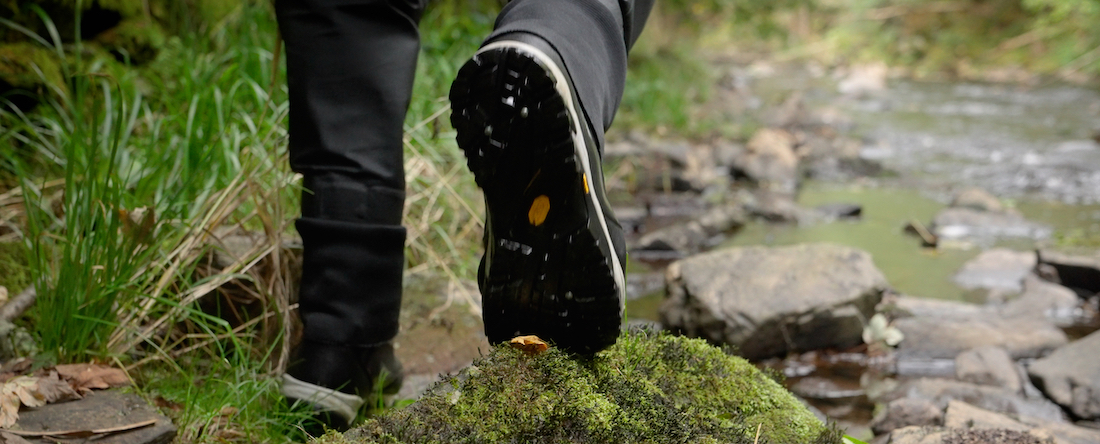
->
xmin=583 ymin=174 xmax=590 ymax=194
xmin=528 ymin=195 xmax=551 ymax=226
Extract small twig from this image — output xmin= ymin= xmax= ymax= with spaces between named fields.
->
xmin=908 ymin=219 xmax=937 ymax=247
xmin=753 ymin=423 xmax=763 ymax=444
xmin=0 ymin=287 xmax=36 ymax=322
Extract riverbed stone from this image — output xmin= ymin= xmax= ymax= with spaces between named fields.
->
xmin=871 ymin=397 xmax=943 ymax=435
xmin=950 ymin=187 xmax=1007 ymax=213
xmin=660 ymin=243 xmax=888 ymax=359
xmin=730 ymin=128 xmax=799 ymax=194
xmin=888 ymin=296 xmax=1067 ymax=360
xmin=952 ymin=248 xmax=1036 ymax=294
xmin=878 ymin=378 xmax=1067 ymax=422
xmin=955 ymin=346 xmax=1022 ymax=393
xmin=13 ymin=390 xmax=176 ymax=444
xmin=1027 ymin=330 xmax=1100 ymax=420
xmin=930 ymin=208 xmax=1051 ymax=242
xmin=884 ymin=426 xmax=1053 ymax=444
xmin=941 ymin=401 xmax=1100 ymax=444
xmin=943 ymin=400 xmax=1033 ymax=432
xmin=1036 ymin=249 xmax=1100 ymax=295
xmin=1017 ymin=415 xmax=1100 ymax=444
xmin=1001 ymin=275 xmax=1081 ymax=327
xmin=632 ymin=203 xmax=746 ymax=254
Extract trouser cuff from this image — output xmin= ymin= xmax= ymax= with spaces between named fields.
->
xmin=296 ymin=217 xmax=405 ymax=345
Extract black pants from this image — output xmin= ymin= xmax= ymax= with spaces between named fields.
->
xmin=276 ymin=0 xmax=653 ymax=346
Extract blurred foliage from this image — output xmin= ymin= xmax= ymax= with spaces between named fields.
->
xmin=657 ymin=0 xmax=1100 ymax=80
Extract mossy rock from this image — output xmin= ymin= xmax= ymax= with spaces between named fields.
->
xmin=0 ymin=241 xmax=30 ymax=294
xmin=321 ymin=332 xmax=840 ymax=444
xmin=0 ymin=42 xmax=65 ymax=108
xmin=95 ymin=17 xmax=166 ymax=64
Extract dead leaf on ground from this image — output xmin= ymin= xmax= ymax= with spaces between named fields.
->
xmin=0 ymin=430 xmax=32 ymax=444
xmin=34 ymin=371 xmax=80 ymax=404
xmin=0 ymin=372 xmax=82 ymax=428
xmin=55 ymin=363 xmax=130 ymax=393
xmin=509 ymin=335 xmax=550 ymax=355
xmin=0 ymin=390 xmax=18 ymax=428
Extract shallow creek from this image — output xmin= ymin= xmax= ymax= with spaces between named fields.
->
xmin=624 ymin=71 xmax=1100 ymax=436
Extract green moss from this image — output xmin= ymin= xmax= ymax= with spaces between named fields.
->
xmin=194 ymin=0 xmax=241 ymax=25
xmin=332 ymin=332 xmax=839 ymax=444
xmin=0 ymin=241 xmax=30 ymax=294
xmin=0 ymin=42 xmax=65 ymax=98
xmin=96 ymin=0 xmax=146 ymax=18
xmin=95 ymin=17 xmax=166 ymax=64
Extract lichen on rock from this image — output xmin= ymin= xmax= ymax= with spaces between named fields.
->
xmin=318 ymin=332 xmax=840 ymax=444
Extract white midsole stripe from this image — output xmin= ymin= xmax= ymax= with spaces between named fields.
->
xmin=281 ymin=373 xmax=364 ymax=423
xmin=478 ymin=41 xmax=627 ymax=314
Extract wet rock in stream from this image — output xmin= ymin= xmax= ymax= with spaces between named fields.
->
xmin=889 ymin=296 xmax=1067 ymax=360
xmin=952 ymin=248 xmax=1036 ymax=295
xmin=1037 ymin=249 xmax=1100 ymax=296
xmin=878 ymin=400 xmax=1100 ymax=444
xmin=631 ymin=203 xmax=746 ymax=254
xmin=876 ymin=378 xmax=1067 ymax=423
xmin=1027 ymin=329 xmax=1100 ymax=420
xmin=954 ymin=346 xmax=1023 ymax=394
xmin=661 ymin=243 xmax=888 ymax=359
xmin=730 ymin=128 xmax=800 ymax=195
xmin=1000 ymin=275 xmax=1083 ymax=327
xmin=931 ymin=207 xmax=1052 ymax=244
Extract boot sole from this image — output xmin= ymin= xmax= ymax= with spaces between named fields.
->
xmin=450 ymin=41 xmax=624 ymax=354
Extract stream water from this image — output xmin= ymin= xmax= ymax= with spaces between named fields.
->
xmin=624 ymin=68 xmax=1100 ymax=438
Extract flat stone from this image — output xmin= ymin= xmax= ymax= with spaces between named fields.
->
xmin=1018 ymin=415 xmax=1100 ymax=444
xmin=789 ymin=376 xmax=864 ymax=401
xmin=731 ymin=128 xmax=799 ymax=194
xmin=955 ymin=346 xmax=1022 ymax=393
xmin=944 ymin=400 xmax=1032 ymax=432
xmin=878 ymin=378 xmax=1067 ymax=423
xmin=1027 ymin=329 xmax=1100 ymax=420
xmin=632 ymin=204 xmax=745 ymax=254
xmin=12 ymin=390 xmax=175 ymax=444
xmin=1001 ymin=275 xmax=1082 ymax=327
xmin=953 ymin=249 xmax=1036 ymax=293
xmin=885 ymin=426 xmax=1053 ymax=444
xmin=894 ymin=313 xmax=1067 ymax=360
xmin=661 ymin=243 xmax=887 ymax=359
xmin=871 ymin=397 xmax=943 ymax=435
xmin=950 ymin=187 xmax=1006 ymax=213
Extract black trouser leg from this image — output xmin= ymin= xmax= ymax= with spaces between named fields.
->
xmin=276 ymin=0 xmax=425 ymax=347
xmin=487 ymin=0 xmax=654 ymax=150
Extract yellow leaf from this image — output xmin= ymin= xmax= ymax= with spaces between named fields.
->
xmin=510 ymin=335 xmax=549 ymax=355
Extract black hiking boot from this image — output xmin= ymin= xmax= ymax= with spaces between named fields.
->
xmin=281 ymin=341 xmax=403 ymax=433
xmin=449 ymin=34 xmax=627 ymax=355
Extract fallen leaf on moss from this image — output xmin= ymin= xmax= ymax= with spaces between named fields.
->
xmin=509 ymin=335 xmax=549 ymax=355
xmin=55 ymin=364 xmax=129 ymax=393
